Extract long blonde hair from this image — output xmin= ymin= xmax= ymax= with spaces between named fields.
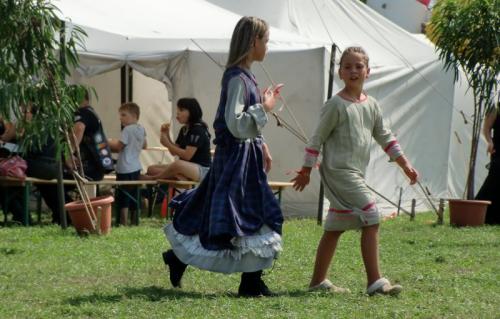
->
xmin=226 ymin=16 xmax=268 ymax=68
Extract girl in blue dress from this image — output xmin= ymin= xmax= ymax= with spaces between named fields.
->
xmin=162 ymin=16 xmax=284 ymax=297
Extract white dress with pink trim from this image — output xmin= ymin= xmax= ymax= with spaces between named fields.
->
xmin=303 ymin=95 xmax=403 ymax=230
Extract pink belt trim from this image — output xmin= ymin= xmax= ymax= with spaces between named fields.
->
xmin=328 ymin=202 xmax=375 ymax=214
xmin=384 ymin=140 xmax=398 ymax=152
xmin=362 ymin=202 xmax=376 ymax=211
xmin=305 ymin=147 xmax=319 ymax=156
xmin=329 ymin=208 xmax=352 ymax=214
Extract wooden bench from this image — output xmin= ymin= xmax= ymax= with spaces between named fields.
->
xmin=1 ymin=175 xmax=293 ymax=225
xmin=0 ymin=176 xmax=157 ymax=226
xmin=155 ymin=179 xmax=293 ymax=218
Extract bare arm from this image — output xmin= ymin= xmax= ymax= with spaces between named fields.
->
xmin=395 ymin=155 xmax=419 ymax=185
xmin=72 ymin=122 xmax=86 ymax=150
xmin=159 ymin=125 xmax=197 ymax=161
xmin=108 ymin=138 xmax=124 ymax=152
xmin=164 ymin=137 xmax=197 ymax=161
xmin=483 ymin=110 xmax=497 ymax=154
xmin=0 ymin=121 xmax=17 ymax=142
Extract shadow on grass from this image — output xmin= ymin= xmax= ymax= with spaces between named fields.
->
xmin=0 ymin=247 xmax=22 ymax=255
xmin=66 ymin=286 xmax=312 ymax=305
xmin=66 ymin=285 xmax=216 ymax=305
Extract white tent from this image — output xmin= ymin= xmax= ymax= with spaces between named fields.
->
xmin=53 ymin=0 xmax=478 ymax=216
xmin=54 ymin=0 xmax=329 ymax=217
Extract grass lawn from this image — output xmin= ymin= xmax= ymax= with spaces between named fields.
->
xmin=0 ymin=212 xmax=499 ymax=318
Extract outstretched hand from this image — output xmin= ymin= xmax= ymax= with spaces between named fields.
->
xmin=403 ymin=165 xmax=419 ymax=185
xmin=291 ymin=167 xmax=311 ymax=192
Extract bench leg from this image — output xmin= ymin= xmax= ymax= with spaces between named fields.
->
xmin=147 ymin=185 xmax=154 ymax=217
xmin=36 ymin=188 xmax=42 ymax=224
xmin=22 ymin=183 xmax=31 ymax=226
xmin=114 ymin=186 xmax=121 ymax=226
xmin=2 ymin=188 xmax=8 ymax=225
xmin=135 ymin=187 xmax=141 ymax=225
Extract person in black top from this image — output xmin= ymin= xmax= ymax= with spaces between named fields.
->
xmin=144 ymin=98 xmax=211 ymax=181
xmin=69 ymin=90 xmax=107 ymax=181
xmin=475 ymin=106 xmax=499 ymax=224
xmin=23 ymin=105 xmax=73 ymax=224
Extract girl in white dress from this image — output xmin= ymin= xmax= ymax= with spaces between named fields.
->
xmin=292 ymin=47 xmax=419 ymax=296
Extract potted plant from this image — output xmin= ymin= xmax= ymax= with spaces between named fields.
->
xmin=0 ymin=0 xmax=97 ymax=230
xmin=427 ymin=0 xmax=499 ymax=226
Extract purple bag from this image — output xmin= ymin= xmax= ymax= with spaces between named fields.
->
xmin=0 ymin=155 xmax=28 ymax=179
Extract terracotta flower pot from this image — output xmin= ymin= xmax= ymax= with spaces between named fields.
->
xmin=448 ymin=199 xmax=491 ymax=227
xmin=65 ymin=195 xmax=114 ymax=235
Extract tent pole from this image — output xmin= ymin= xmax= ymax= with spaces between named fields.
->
xmin=317 ymin=44 xmax=337 ymax=225
xmin=120 ymin=66 xmax=133 ymax=103
xmin=120 ymin=66 xmax=126 ymax=104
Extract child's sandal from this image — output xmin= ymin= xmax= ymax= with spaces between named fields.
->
xmin=366 ymin=278 xmax=402 ymax=296
xmin=308 ymin=279 xmax=350 ymax=293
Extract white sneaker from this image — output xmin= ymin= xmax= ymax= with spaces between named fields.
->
xmin=367 ymin=278 xmax=402 ymax=296
xmin=308 ymin=279 xmax=350 ymax=293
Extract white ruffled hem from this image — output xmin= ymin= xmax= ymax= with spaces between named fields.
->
xmin=163 ymin=224 xmax=282 ymax=261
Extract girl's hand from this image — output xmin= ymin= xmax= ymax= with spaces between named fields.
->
xmin=403 ymin=165 xmax=419 ymax=185
xmin=262 ymin=83 xmax=284 ymax=112
xmin=262 ymin=143 xmax=272 ymax=173
xmin=395 ymin=155 xmax=418 ymax=185
xmin=487 ymin=141 xmax=496 ymax=154
xmin=291 ymin=167 xmax=311 ymax=192
xmin=160 ymin=123 xmax=170 ymax=133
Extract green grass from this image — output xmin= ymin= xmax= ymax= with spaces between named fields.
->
xmin=1 ymin=213 xmax=499 ymax=318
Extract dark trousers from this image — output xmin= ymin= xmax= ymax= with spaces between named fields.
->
xmin=476 ymin=159 xmax=500 ymax=225
xmin=116 ymin=170 xmax=141 ymax=210
xmin=0 ymin=186 xmax=24 ymax=223
xmin=26 ymin=158 xmax=74 ymax=224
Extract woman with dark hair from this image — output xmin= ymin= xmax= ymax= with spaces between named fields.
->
xmin=144 ymin=97 xmax=211 ymax=181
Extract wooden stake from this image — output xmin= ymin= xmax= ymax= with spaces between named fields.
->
xmin=397 ymin=187 xmax=403 ymax=216
xmin=438 ymin=198 xmax=445 ymax=225
xmin=411 ymin=199 xmax=416 ymax=221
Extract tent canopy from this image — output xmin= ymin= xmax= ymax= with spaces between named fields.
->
xmin=56 ymin=0 xmax=325 ymax=61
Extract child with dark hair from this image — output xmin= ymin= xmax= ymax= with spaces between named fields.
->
xmin=144 ymin=97 xmax=211 ymax=181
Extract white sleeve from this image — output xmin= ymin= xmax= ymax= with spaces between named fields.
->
xmin=120 ymin=126 xmax=130 ymax=145
xmin=225 ymin=76 xmax=268 ymax=139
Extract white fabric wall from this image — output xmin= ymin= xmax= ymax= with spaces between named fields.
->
xmin=133 ymin=71 xmax=173 ymax=169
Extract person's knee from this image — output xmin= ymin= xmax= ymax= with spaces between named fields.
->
xmin=168 ymin=160 xmax=184 ymax=174
xmin=323 ymin=230 xmax=343 ymax=239
xmin=147 ymin=166 xmax=160 ymax=175
xmin=362 ymin=224 xmax=379 ymax=234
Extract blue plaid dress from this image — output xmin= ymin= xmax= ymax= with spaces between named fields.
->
xmin=164 ymin=67 xmax=283 ymax=273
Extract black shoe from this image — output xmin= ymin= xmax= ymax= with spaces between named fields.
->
xmin=257 ymin=278 xmax=273 ymax=296
xmin=162 ymin=250 xmax=187 ymax=288
xmin=238 ymin=271 xmax=274 ymax=297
